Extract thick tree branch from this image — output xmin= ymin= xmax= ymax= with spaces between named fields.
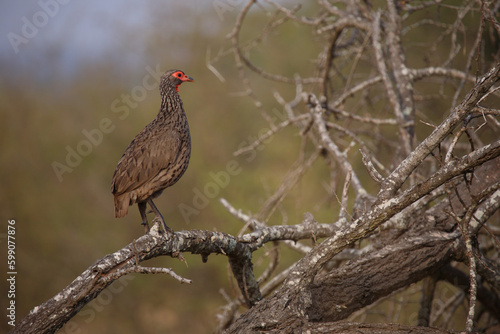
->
xmin=12 ymin=227 xmax=255 ymax=333
xmin=376 ymin=62 xmax=500 ymax=202
xmin=224 ymin=145 xmax=500 ymax=333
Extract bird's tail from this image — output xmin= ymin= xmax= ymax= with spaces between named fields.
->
xmin=114 ymin=194 xmax=130 ymax=218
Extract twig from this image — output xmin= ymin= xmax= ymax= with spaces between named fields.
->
xmin=256 ymin=150 xmax=320 ymax=222
xmin=338 ymin=167 xmax=352 ymax=220
xmin=308 ymin=93 xmax=365 ymax=195
xmin=103 ymin=265 xmax=192 ymax=284
xmin=360 ymin=149 xmax=384 ymax=183
xmin=206 ymin=48 xmax=226 ymax=83
xmin=444 ymin=125 xmax=468 ymax=164
xmin=233 ymin=114 xmax=310 ymax=157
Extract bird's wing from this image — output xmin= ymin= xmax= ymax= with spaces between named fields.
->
xmin=111 ymin=129 xmax=182 ymax=196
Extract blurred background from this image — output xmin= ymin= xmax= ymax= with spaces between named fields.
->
xmin=0 ymin=1 xmax=327 ymax=333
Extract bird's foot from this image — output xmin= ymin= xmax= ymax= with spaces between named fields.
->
xmin=160 ymin=220 xmax=174 ymax=235
xmin=141 ymin=221 xmax=150 ymax=234
xmin=150 ymin=216 xmax=174 ymax=235
xmin=147 ymin=199 xmax=174 ymax=235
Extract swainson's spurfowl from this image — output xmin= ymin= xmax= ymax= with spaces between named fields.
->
xmin=111 ymin=69 xmax=193 ymax=234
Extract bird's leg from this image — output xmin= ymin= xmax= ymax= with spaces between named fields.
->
xmin=147 ymin=198 xmax=174 ymax=234
xmin=138 ymin=202 xmax=150 ymax=234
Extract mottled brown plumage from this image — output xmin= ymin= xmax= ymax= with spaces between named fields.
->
xmin=111 ymin=69 xmax=193 ymax=233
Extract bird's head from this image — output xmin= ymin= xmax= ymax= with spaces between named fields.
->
xmin=161 ymin=69 xmax=194 ymax=93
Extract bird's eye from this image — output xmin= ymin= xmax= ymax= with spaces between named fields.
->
xmin=177 ymin=73 xmax=182 ymax=77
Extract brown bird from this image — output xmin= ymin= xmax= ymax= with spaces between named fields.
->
xmin=111 ymin=69 xmax=194 ymax=234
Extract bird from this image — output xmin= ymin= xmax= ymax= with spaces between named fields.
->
xmin=111 ymin=69 xmax=194 ymax=234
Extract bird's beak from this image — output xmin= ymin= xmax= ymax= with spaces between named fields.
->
xmin=182 ymin=74 xmax=194 ymax=82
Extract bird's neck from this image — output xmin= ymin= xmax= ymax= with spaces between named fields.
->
xmin=157 ymin=88 xmax=185 ymax=121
